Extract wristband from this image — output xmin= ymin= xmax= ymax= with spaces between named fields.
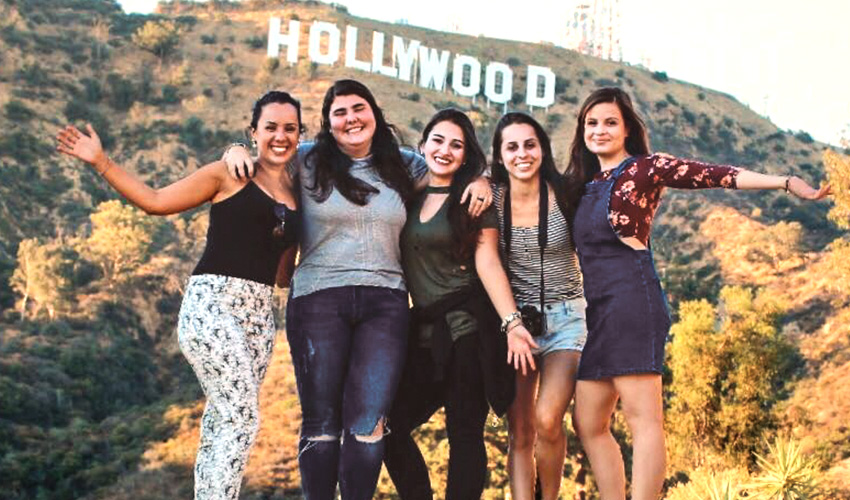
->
xmin=500 ymin=311 xmax=522 ymax=333
xmin=506 ymin=321 xmax=524 ymax=335
xmin=784 ymin=177 xmax=791 ymax=193
xmin=98 ymin=157 xmax=113 ymax=177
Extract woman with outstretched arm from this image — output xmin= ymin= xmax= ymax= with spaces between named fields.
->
xmin=57 ymin=90 xmax=303 ymax=500
xmin=565 ymin=87 xmax=829 ymax=500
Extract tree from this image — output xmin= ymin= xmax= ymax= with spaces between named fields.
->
xmin=667 ymin=286 xmax=799 ymax=467
xmin=745 ymin=221 xmax=803 ymax=269
xmin=824 ymin=149 xmax=850 ymax=229
xmin=824 ymin=237 xmax=850 ymax=297
xmin=132 ymin=20 xmax=181 ymax=65
xmin=10 ymin=238 xmax=76 ymax=319
xmin=82 ymin=201 xmax=158 ymax=288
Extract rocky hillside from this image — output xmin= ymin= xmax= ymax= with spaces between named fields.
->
xmin=1 ymin=0 xmax=847 ymax=498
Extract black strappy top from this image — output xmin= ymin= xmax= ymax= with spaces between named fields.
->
xmin=192 ymin=182 xmax=299 ymax=286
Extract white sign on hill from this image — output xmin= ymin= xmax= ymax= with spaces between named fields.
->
xmin=267 ymin=18 xmax=556 ymax=109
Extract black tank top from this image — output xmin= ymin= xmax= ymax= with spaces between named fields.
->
xmin=192 ymin=182 xmax=299 ymax=286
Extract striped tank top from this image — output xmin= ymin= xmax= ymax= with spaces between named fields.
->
xmin=493 ymin=184 xmax=584 ymax=306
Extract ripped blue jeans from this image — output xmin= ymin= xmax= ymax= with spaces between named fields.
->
xmin=286 ymin=286 xmax=410 ymax=500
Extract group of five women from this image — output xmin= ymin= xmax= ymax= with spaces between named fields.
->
xmin=57 ymin=79 xmax=828 ymax=500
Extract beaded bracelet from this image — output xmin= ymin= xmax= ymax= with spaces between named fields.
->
xmin=500 ymin=311 xmax=522 ymax=334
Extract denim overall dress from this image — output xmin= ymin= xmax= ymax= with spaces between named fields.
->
xmin=573 ymin=157 xmax=671 ymax=380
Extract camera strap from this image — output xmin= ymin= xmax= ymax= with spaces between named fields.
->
xmin=502 ymin=180 xmax=548 ymax=318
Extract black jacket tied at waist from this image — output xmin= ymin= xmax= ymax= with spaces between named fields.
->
xmin=410 ymin=284 xmax=516 ymax=416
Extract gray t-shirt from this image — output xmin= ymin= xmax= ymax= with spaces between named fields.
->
xmin=290 ymin=142 xmax=428 ymax=298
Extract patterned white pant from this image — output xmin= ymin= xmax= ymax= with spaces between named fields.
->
xmin=177 ymin=274 xmax=277 ymax=500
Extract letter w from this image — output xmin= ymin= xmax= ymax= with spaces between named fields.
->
xmin=418 ymin=46 xmax=450 ymax=92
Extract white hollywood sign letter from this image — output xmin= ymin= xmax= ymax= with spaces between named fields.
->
xmin=308 ymin=21 xmax=340 ymax=65
xmin=371 ymin=31 xmax=397 ymax=77
xmin=418 ymin=46 xmax=451 ymax=91
xmin=393 ymin=36 xmax=420 ymax=83
xmin=344 ymin=25 xmax=370 ymax=71
xmin=484 ymin=62 xmax=513 ymax=104
xmin=267 ymin=17 xmax=300 ymax=64
xmin=452 ymin=55 xmax=481 ymax=97
xmin=526 ymin=65 xmax=556 ymax=108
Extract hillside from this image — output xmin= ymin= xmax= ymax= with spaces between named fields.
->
xmin=1 ymin=0 xmax=848 ymax=499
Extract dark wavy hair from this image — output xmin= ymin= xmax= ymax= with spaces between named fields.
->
xmin=491 ymin=112 xmax=570 ymax=239
xmin=564 ymin=87 xmax=650 ymax=214
xmin=305 ymin=79 xmax=414 ymax=205
xmin=249 ymin=90 xmax=305 ymax=133
xmin=420 ymin=109 xmax=487 ymax=260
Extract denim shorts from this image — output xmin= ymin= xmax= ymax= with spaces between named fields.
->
xmin=517 ymin=297 xmax=588 ymax=357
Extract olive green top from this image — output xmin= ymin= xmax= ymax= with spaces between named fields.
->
xmin=401 ymin=186 xmax=498 ymax=345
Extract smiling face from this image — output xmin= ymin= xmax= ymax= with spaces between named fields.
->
xmin=252 ymin=102 xmax=300 ymax=168
xmin=421 ymin=120 xmax=466 ymax=185
xmin=583 ymin=101 xmax=628 ymax=161
xmin=499 ymin=123 xmax=542 ymax=183
xmin=328 ymin=94 xmax=377 ymax=158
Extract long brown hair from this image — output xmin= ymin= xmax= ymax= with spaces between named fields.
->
xmin=419 ymin=109 xmax=487 ymax=260
xmin=564 ymin=87 xmax=650 ymax=215
xmin=306 ymin=79 xmax=414 ymax=205
xmin=490 ymin=112 xmax=570 ymax=248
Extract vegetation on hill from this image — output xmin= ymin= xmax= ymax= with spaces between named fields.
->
xmin=1 ymin=0 xmax=848 ymax=499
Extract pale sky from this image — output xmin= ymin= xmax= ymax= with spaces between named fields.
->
xmin=119 ymin=0 xmax=850 ymax=145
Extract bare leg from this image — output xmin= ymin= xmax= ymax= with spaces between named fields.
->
xmin=507 ymin=369 xmax=540 ymax=500
xmin=613 ymin=374 xmax=665 ymax=500
xmin=534 ymin=350 xmax=581 ymax=500
xmin=574 ymin=379 xmax=625 ymax=500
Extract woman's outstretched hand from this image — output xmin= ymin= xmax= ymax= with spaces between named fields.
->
xmin=788 ymin=176 xmax=831 ymax=200
xmin=56 ymin=124 xmax=107 ymax=169
xmin=506 ymin=325 xmax=539 ymax=376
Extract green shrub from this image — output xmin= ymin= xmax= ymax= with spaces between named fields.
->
xmin=243 ymin=35 xmax=266 ymax=49
xmin=554 ymin=78 xmax=570 ymax=93
xmin=794 ymin=131 xmax=814 ymax=144
xmin=652 ymin=70 xmax=669 ymax=82
xmin=545 ymin=113 xmax=563 ymax=131
xmin=409 ymin=118 xmax=423 ymax=132
xmin=80 ymin=78 xmax=102 ymax=102
xmin=4 ymin=100 xmax=35 ymax=121
xmin=15 ymin=61 xmax=50 ymax=87
xmin=0 ymin=131 xmax=52 ymax=164
xmin=160 ymin=84 xmax=180 ymax=105
xmin=105 ymin=73 xmax=136 ymax=111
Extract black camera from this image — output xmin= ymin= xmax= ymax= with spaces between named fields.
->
xmin=519 ymin=305 xmax=544 ymax=338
